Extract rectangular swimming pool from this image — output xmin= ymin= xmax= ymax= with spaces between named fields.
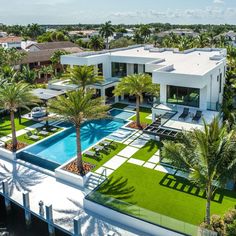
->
xmin=109 ymin=108 xmax=135 ymax=120
xmin=19 ymin=118 xmax=127 ymax=170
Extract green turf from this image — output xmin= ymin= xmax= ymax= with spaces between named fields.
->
xmin=130 ymin=107 xmax=152 ymax=125
xmin=83 ymin=142 xmax=127 ymax=172
xmin=111 ymin=103 xmax=128 ymax=109
xmin=130 ymin=140 xmax=160 ymax=161
xmin=90 ymin=163 xmax=236 ymax=230
xmin=0 ymin=117 xmax=37 ymax=137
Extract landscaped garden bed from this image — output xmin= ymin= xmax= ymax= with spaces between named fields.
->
xmin=63 ymin=160 xmax=95 ymax=176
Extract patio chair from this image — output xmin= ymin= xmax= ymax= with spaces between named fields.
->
xmin=84 ymin=150 xmax=100 ymax=158
xmin=192 ymin=110 xmax=202 ymax=122
xmin=25 ymin=131 xmax=39 ymax=140
xmin=178 ymin=108 xmax=189 ymax=120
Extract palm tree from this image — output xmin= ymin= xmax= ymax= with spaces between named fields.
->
xmin=0 ymin=82 xmax=39 ymax=151
xmin=50 ymin=50 xmax=69 ymax=74
xmin=139 ymin=25 xmax=152 ymax=42
xmin=113 ymin=73 xmax=156 ymax=128
xmin=99 ymin=21 xmax=115 ymax=49
xmin=62 ymin=65 xmax=104 ymax=93
xmin=162 ymin=117 xmax=236 ymax=225
xmin=38 ymin=65 xmax=54 ymax=83
xmin=88 ymin=35 xmax=104 ymax=51
xmin=48 ymin=90 xmax=109 ymax=174
xmin=20 ymin=65 xmax=37 ymax=84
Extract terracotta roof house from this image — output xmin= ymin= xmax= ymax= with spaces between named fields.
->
xmin=26 ymin=41 xmax=78 ymax=52
xmin=0 ymin=36 xmax=22 ymax=49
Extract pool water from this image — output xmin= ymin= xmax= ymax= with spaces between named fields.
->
xmin=22 ymin=119 xmax=127 ymax=166
xmin=109 ymin=108 xmax=135 ymax=120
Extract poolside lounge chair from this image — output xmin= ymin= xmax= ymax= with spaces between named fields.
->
xmin=100 ymin=140 xmax=113 ymax=146
xmin=178 ymin=108 xmax=189 ymax=120
xmin=84 ymin=150 xmax=100 ymax=158
xmin=38 ymin=130 xmax=49 ymax=136
xmin=93 ymin=145 xmax=105 ymax=152
xmin=25 ymin=131 xmax=39 ymax=140
xmin=192 ymin=110 xmax=202 ymax=122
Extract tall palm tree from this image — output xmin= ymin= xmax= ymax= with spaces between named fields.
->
xmin=50 ymin=50 xmax=69 ymax=74
xmin=0 ymin=82 xmax=39 ymax=151
xmin=48 ymin=90 xmax=109 ymax=174
xmin=62 ymin=65 xmax=104 ymax=93
xmin=139 ymin=25 xmax=152 ymax=42
xmin=162 ymin=117 xmax=236 ymax=225
xmin=88 ymin=35 xmax=104 ymax=51
xmin=113 ymin=73 xmax=157 ymax=128
xmin=39 ymin=65 xmax=54 ymax=83
xmin=99 ymin=21 xmax=115 ymax=49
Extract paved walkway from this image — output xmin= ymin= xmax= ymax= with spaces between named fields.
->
xmin=0 ymin=156 xmax=141 ymax=236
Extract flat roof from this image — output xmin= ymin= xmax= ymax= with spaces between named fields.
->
xmin=32 ymin=88 xmax=65 ymax=101
xmin=110 ymin=47 xmax=226 ymax=75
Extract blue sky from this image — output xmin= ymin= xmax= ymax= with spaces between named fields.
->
xmin=0 ymin=0 xmax=236 ymax=25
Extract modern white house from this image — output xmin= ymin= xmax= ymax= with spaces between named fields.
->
xmin=60 ymin=45 xmax=227 ymax=131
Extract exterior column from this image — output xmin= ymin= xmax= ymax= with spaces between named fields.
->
xmin=101 ymin=88 xmax=106 ymax=104
xmin=46 ymin=204 xmax=55 ymax=236
xmin=115 ymin=96 xmax=119 ymax=103
xmin=73 ymin=216 xmax=82 ymax=236
xmin=23 ymin=192 xmax=31 ymax=227
xmin=2 ymin=180 xmax=11 ymax=213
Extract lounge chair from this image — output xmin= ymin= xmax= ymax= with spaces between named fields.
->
xmin=25 ymin=131 xmax=39 ymax=140
xmin=93 ymin=145 xmax=105 ymax=151
xmin=178 ymin=108 xmax=189 ymax=120
xmin=84 ymin=150 xmax=100 ymax=158
xmin=100 ymin=140 xmax=113 ymax=146
xmin=192 ymin=110 xmax=202 ymax=122
xmin=38 ymin=130 xmax=49 ymax=136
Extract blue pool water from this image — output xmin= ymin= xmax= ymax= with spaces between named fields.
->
xmin=21 ymin=119 xmax=126 ymax=167
xmin=109 ymin=108 xmax=135 ymax=120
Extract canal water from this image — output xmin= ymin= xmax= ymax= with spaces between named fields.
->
xmin=0 ymin=196 xmax=68 ymax=236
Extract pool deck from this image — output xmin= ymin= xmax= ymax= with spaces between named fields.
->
xmin=0 ymin=155 xmax=144 ymax=236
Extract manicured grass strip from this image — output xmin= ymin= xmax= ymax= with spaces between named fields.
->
xmin=0 ymin=117 xmax=36 ymax=137
xmin=130 ymin=107 xmax=152 ymax=125
xmin=83 ymin=142 xmax=127 ymax=172
xmin=111 ymin=103 xmax=128 ymax=109
xmin=91 ymin=163 xmax=236 ymax=228
xmin=131 ymin=140 xmax=159 ymax=161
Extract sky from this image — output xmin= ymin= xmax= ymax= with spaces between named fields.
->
xmin=0 ymin=0 xmax=236 ymax=25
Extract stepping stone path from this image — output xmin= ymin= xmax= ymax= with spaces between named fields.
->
xmin=117 ymin=146 xmax=139 ymax=158
xmin=130 ymin=138 xmax=148 ymax=148
xmin=103 ymin=155 xmax=127 ymax=169
xmin=143 ymin=162 xmax=156 ymax=169
xmin=128 ymin=158 xmax=145 ymax=166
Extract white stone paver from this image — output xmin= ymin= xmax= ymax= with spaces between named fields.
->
xmin=154 ymin=150 xmax=160 ymax=156
xmin=139 ymin=133 xmax=156 ymax=141
xmin=143 ymin=162 xmax=156 ymax=169
xmin=95 ymin=166 xmax=114 ymax=176
xmin=117 ymin=146 xmax=139 ymax=158
xmin=128 ymin=158 xmax=144 ymax=166
xmin=148 ymin=155 xmax=160 ymax=164
xmin=154 ymin=165 xmax=176 ymax=174
xmin=103 ymin=155 xmax=127 ymax=170
xmin=130 ymin=138 xmax=148 ymax=148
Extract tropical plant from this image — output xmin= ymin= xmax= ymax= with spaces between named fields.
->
xmin=99 ymin=21 xmax=115 ymax=49
xmin=62 ymin=65 xmax=104 ymax=92
xmin=139 ymin=25 xmax=152 ymax=42
xmin=20 ymin=65 xmax=37 ymax=84
xmin=0 ymin=82 xmax=39 ymax=151
xmin=48 ymin=90 xmax=109 ymax=174
xmin=38 ymin=65 xmax=54 ymax=82
xmin=162 ymin=117 xmax=236 ymax=225
xmin=88 ymin=35 xmax=104 ymax=51
xmin=113 ymin=73 xmax=157 ymax=127
xmin=50 ymin=50 xmax=69 ymax=74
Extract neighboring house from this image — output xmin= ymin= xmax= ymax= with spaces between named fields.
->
xmin=157 ymin=29 xmax=199 ymax=38
xmin=60 ymin=45 xmax=226 ymax=131
xmin=0 ymin=36 xmax=22 ymax=49
xmin=26 ymin=41 xmax=79 ymax=52
xmin=68 ymin=30 xmax=99 ymax=38
xmin=0 ymin=31 xmax=7 ymax=37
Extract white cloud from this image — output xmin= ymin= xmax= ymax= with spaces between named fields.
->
xmin=213 ymin=0 xmax=224 ymax=4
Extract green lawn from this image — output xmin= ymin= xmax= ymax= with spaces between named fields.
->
xmin=130 ymin=107 xmax=152 ymax=125
xmin=89 ymin=163 xmax=236 ymax=233
xmin=83 ymin=142 xmax=127 ymax=172
xmin=111 ymin=103 xmax=128 ymax=109
xmin=0 ymin=117 xmax=36 ymax=137
xmin=130 ymin=140 xmax=160 ymax=161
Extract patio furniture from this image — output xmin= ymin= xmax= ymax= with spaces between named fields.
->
xmin=50 ymin=127 xmax=57 ymax=132
xmin=84 ymin=150 xmax=100 ymax=158
xmin=39 ymin=130 xmax=49 ymax=136
xmin=178 ymin=108 xmax=189 ymax=120
xmin=192 ymin=110 xmax=202 ymax=122
xmin=31 ymin=107 xmax=46 ymax=118
xmin=93 ymin=144 xmax=105 ymax=151
xmin=25 ymin=132 xmax=39 ymax=140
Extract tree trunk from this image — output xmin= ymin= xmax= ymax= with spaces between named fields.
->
xmin=205 ymin=184 xmax=212 ymax=225
xmin=106 ymin=38 xmax=109 ymax=49
xmin=10 ymin=111 xmax=17 ymax=152
xmin=136 ymin=95 xmax=141 ymax=128
xmin=76 ymin=125 xmax=84 ymax=175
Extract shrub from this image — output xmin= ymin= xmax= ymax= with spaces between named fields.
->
xmin=226 ymin=219 xmax=236 ymax=236
xmin=224 ymin=208 xmax=236 ymax=224
xmin=211 ymin=215 xmax=225 ymax=236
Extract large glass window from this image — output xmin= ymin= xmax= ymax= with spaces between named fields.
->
xmin=134 ymin=64 xmax=138 ymax=74
xmin=97 ymin=63 xmax=103 ymax=76
xmin=112 ymin=62 xmax=127 ymax=77
xmin=167 ymin=85 xmax=200 ymax=107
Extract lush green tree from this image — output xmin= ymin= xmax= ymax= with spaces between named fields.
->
xmin=48 ymin=90 xmax=109 ymax=174
xmin=88 ymin=35 xmax=104 ymax=51
xmin=27 ymin=24 xmax=44 ymax=40
xmin=50 ymin=50 xmax=69 ymax=74
xmin=19 ymin=65 xmax=37 ymax=84
xmin=109 ymin=37 xmax=135 ymax=49
xmin=139 ymin=25 xmax=152 ymax=42
xmin=0 ymin=82 xmax=39 ymax=151
xmin=62 ymin=65 xmax=104 ymax=92
xmin=99 ymin=21 xmax=115 ymax=49
xmin=113 ymin=73 xmax=156 ymax=127
xmin=162 ymin=117 xmax=236 ymax=225
xmin=38 ymin=65 xmax=54 ymax=83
